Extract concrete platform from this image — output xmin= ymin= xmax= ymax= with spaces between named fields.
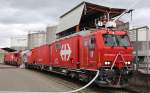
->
xmin=0 ymin=64 xmax=75 ymax=92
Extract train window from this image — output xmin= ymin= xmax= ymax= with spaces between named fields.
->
xmin=103 ymin=34 xmax=131 ymax=47
xmin=103 ymin=34 xmax=117 ymax=46
xmin=89 ymin=36 xmax=96 ymax=49
xmin=55 ymin=43 xmax=61 ymax=49
xmin=116 ymin=35 xmax=130 ymax=47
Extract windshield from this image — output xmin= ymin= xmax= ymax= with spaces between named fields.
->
xmin=103 ymin=34 xmax=130 ymax=47
xmin=103 ymin=34 xmax=117 ymax=46
xmin=116 ymin=35 xmax=130 ymax=47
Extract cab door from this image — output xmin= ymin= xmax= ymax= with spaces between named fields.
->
xmin=87 ymin=35 xmax=98 ymax=69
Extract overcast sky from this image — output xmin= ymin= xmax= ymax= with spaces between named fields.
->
xmin=0 ymin=0 xmax=149 ymax=48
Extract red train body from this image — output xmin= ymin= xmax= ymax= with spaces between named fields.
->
xmin=33 ymin=45 xmax=49 ymax=65
xmin=3 ymin=29 xmax=133 ymax=87
xmin=29 ymin=45 xmax=50 ymax=69
xmin=4 ymin=52 xmax=21 ymax=66
xmin=26 ymin=29 xmax=133 ymax=87
xmin=50 ymin=36 xmax=79 ymax=69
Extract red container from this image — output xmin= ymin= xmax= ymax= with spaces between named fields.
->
xmin=4 ymin=52 xmax=21 ymax=65
xmin=29 ymin=44 xmax=50 ymax=66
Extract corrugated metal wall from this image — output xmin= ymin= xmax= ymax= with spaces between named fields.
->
xmin=129 ymin=27 xmax=150 ymax=73
xmin=129 ymin=27 xmax=150 ymax=41
xmin=28 ymin=32 xmax=46 ymax=49
xmin=46 ymin=26 xmax=57 ymax=44
xmin=129 ymin=27 xmax=150 ymax=56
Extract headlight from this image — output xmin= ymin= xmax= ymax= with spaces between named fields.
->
xmin=125 ymin=61 xmax=131 ymax=65
xmin=104 ymin=61 xmax=111 ymax=65
xmin=127 ymin=61 xmax=131 ymax=65
xmin=107 ymin=62 xmax=111 ymax=65
xmin=104 ymin=62 xmax=108 ymax=65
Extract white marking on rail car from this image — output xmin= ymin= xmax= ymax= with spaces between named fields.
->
xmin=60 ymin=44 xmax=72 ymax=61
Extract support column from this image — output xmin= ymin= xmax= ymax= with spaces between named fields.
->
xmin=76 ymin=25 xmax=80 ymax=32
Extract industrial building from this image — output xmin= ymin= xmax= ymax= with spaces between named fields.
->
xmin=10 ymin=36 xmax=28 ymax=51
xmin=129 ymin=26 xmax=150 ymax=61
xmin=128 ymin=26 xmax=150 ymax=73
xmin=28 ymin=31 xmax=46 ymax=49
xmin=46 ymin=26 xmax=57 ymax=44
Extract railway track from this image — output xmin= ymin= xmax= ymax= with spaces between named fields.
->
xmin=28 ymin=69 xmax=139 ymax=93
xmin=0 ymin=64 xmax=140 ymax=93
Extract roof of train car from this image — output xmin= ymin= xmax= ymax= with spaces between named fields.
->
xmin=1 ymin=48 xmax=17 ymax=52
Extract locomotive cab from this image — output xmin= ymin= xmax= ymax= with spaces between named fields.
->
xmin=86 ymin=28 xmax=134 ymax=87
xmin=100 ymin=29 xmax=133 ymax=70
xmin=79 ymin=28 xmax=133 ymax=87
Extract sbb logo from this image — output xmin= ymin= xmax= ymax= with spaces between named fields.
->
xmin=60 ymin=44 xmax=72 ymax=61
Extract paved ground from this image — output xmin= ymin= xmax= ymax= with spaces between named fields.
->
xmin=0 ymin=64 xmax=136 ymax=93
xmin=128 ymin=71 xmax=150 ymax=93
xmin=0 ymin=64 xmax=77 ymax=92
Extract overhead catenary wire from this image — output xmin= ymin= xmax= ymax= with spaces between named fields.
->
xmin=113 ymin=0 xmax=142 ymax=22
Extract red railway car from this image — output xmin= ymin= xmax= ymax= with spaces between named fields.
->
xmin=25 ymin=1 xmax=134 ymax=87
xmin=27 ymin=44 xmax=50 ymax=70
xmin=4 ymin=52 xmax=21 ymax=66
xmin=26 ymin=29 xmax=133 ymax=87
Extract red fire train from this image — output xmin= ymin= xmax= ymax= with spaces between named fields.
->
xmin=25 ymin=28 xmax=133 ymax=87
xmin=4 ymin=52 xmax=21 ymax=66
xmin=3 ymin=2 xmax=134 ymax=88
